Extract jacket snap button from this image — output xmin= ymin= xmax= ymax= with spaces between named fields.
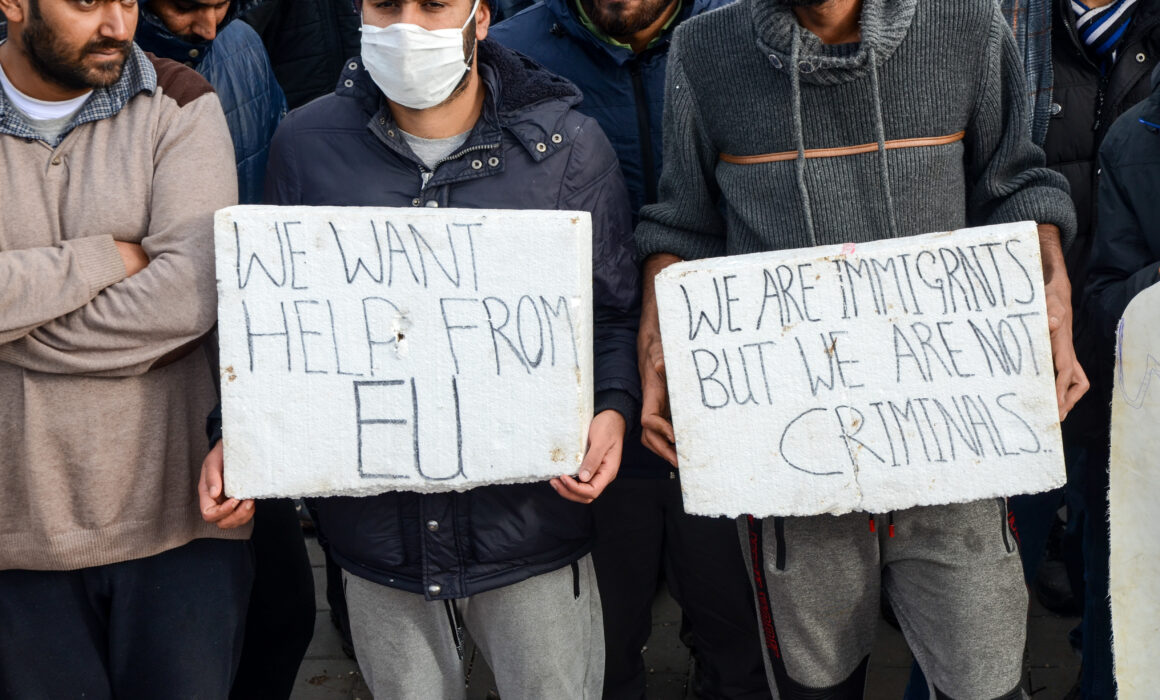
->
xmin=412 ymin=198 xmax=421 ymax=206
xmin=348 ymin=61 xmax=358 ymax=70
xmin=427 ymin=584 xmax=442 ymax=595
xmin=51 ymin=157 xmax=61 ymax=165
xmin=1050 ymin=102 xmax=1062 ymax=116
xmin=379 ymin=117 xmax=386 ymax=125
xmin=768 ymin=54 xmax=783 ymax=69
xmin=188 ymin=48 xmax=199 ymax=58
xmin=488 ymin=156 xmax=499 ymax=167
xmin=387 ymin=129 xmax=395 ymax=137
xmin=344 ymin=79 xmax=354 ymax=87
xmin=535 ymin=142 xmax=547 ymax=153
xmin=471 ymin=159 xmax=482 ymax=169
xmin=1137 ymin=52 xmax=1147 ymax=63
xmin=551 ymin=133 xmax=562 ymax=144
xmin=799 ymin=61 xmax=814 ymax=73
xmin=425 ymin=200 xmax=439 ymax=208
xmin=426 ymin=520 xmax=439 ymax=532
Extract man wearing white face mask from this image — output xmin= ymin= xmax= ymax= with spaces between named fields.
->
xmin=254 ymin=0 xmax=640 ymax=696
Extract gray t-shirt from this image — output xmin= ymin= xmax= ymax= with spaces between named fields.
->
xmin=400 ymin=128 xmax=470 ymax=170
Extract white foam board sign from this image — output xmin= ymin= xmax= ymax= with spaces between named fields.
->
xmin=1109 ymin=282 xmax=1160 ymax=698
xmin=655 ymin=222 xmax=1065 ymax=517
xmin=215 ymin=206 xmax=593 ymax=498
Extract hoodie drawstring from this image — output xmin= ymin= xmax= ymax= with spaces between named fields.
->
xmin=867 ymin=46 xmax=900 ymax=238
xmin=785 ymin=36 xmax=900 ymax=244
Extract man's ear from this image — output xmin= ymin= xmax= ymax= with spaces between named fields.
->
xmin=475 ymin=0 xmax=490 ymax=40
xmin=0 ymin=0 xmax=27 ymax=26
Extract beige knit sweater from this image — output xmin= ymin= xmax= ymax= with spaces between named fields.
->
xmin=0 ymin=51 xmax=250 ymax=571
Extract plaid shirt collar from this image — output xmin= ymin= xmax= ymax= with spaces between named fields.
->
xmin=0 ymin=42 xmax=157 ymax=145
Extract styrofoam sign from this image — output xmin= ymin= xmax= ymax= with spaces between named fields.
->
xmin=215 ymin=206 xmax=593 ymax=498
xmin=655 ymin=221 xmax=1064 ymax=517
xmin=1109 ymin=282 xmax=1160 ymax=698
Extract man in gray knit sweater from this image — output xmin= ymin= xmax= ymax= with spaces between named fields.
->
xmin=635 ymin=0 xmax=1088 ymax=697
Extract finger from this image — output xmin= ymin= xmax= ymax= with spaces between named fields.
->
xmin=580 ymin=461 xmax=616 ymax=499
xmin=641 ymin=413 xmax=675 ymax=444
xmin=641 ymin=426 xmax=678 ymax=467
xmin=553 ymin=474 xmax=596 ymax=504
xmin=217 ymin=499 xmax=256 ymax=530
xmin=203 ymin=444 xmax=224 ymax=500
xmin=578 ymin=443 xmax=604 ymax=483
xmin=203 ymin=498 xmax=240 ymax=524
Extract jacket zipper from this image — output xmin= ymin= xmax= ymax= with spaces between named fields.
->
xmin=417 ymin=142 xmax=502 ymax=196
xmin=628 ymin=60 xmax=658 ymax=206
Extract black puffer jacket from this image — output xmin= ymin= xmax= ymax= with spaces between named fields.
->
xmin=264 ymin=40 xmax=640 ymax=599
xmin=240 ymin=0 xmax=362 ymax=109
xmin=1043 ymin=0 xmax=1160 ymax=439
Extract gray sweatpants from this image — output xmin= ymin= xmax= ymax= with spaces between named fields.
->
xmin=343 ymin=554 xmax=603 ymax=700
xmin=742 ymin=498 xmax=1027 ymax=699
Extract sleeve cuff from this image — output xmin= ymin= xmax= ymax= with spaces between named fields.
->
xmin=634 ymin=220 xmax=727 ymax=263
xmin=66 ymin=235 xmax=128 ymax=298
xmin=988 ymin=187 xmax=1079 ymax=253
xmin=595 ymin=389 xmax=638 ymax=425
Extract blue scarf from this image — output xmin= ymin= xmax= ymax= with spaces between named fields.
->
xmin=1072 ymin=0 xmax=1140 ymax=65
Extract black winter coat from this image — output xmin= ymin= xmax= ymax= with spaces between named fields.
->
xmin=1083 ymin=66 xmax=1160 ymax=389
xmin=241 ymin=0 xmax=362 ymax=109
xmin=264 ymin=40 xmax=640 ymax=599
xmin=1044 ymin=0 xmax=1160 ymax=306
xmin=1042 ymin=0 xmax=1160 ymax=440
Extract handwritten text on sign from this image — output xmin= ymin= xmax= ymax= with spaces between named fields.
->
xmin=215 ymin=206 xmax=594 ymax=498
xmin=656 ymin=222 xmax=1064 ymax=517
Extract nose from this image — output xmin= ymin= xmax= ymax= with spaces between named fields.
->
xmin=191 ymin=8 xmax=219 ymax=41
xmin=98 ymin=3 xmax=134 ymax=42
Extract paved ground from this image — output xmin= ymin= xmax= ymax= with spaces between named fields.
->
xmin=292 ymin=535 xmax=1080 ymax=699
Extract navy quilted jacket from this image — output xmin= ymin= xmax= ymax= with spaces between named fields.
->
xmin=135 ymin=10 xmax=286 ymax=204
xmin=264 ymin=40 xmax=639 ymax=599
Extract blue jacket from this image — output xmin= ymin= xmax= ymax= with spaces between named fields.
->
xmin=135 ymin=10 xmax=286 ymax=204
xmin=264 ymin=40 xmax=639 ymax=599
xmin=492 ymin=0 xmax=727 ymax=477
xmin=491 ymin=0 xmax=728 ymax=220
xmin=1082 ymin=65 xmax=1160 ymax=389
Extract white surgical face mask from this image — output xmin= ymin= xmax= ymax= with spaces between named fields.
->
xmin=360 ymin=0 xmax=481 ymax=110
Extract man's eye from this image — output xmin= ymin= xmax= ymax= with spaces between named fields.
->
xmin=77 ymin=0 xmax=98 ymax=8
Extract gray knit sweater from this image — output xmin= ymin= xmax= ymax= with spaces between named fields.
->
xmin=635 ymin=0 xmax=1076 ymax=260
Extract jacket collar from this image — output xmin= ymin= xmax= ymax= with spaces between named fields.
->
xmin=0 ymin=42 xmax=156 ymax=144
xmin=751 ymin=0 xmax=917 ymax=86
xmin=340 ymin=39 xmax=583 ymax=164
xmin=541 ymin=0 xmax=720 ymax=66
xmin=134 ymin=0 xmax=240 ymax=68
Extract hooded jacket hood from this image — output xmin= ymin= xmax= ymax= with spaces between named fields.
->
xmin=134 ymin=0 xmax=245 ymax=67
xmin=342 ymin=39 xmax=583 ymax=157
xmin=752 ymin=0 xmax=917 ymax=86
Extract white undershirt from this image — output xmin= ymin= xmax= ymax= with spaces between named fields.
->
xmin=0 ymin=61 xmax=90 ymax=121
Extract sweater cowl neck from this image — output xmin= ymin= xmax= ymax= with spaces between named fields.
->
xmin=750 ymin=0 xmax=917 ymax=85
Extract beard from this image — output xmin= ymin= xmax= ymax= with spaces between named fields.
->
xmin=770 ymin=0 xmax=827 ymax=6
xmin=22 ymin=0 xmax=131 ymax=92
xmin=580 ymin=0 xmax=675 ymax=37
